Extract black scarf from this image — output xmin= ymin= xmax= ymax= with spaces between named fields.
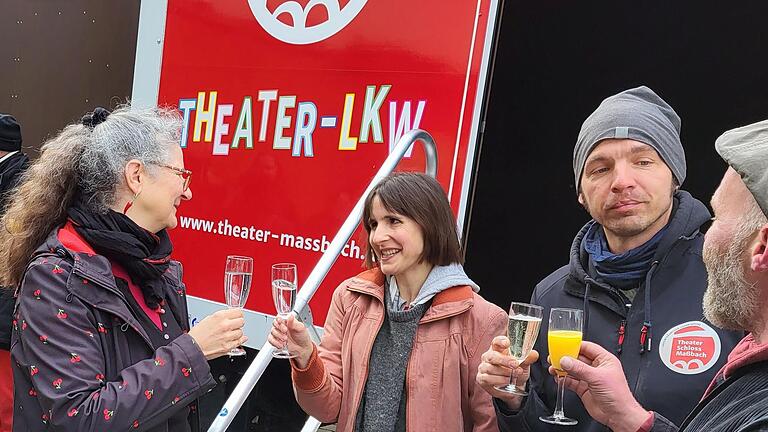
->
xmin=67 ymin=196 xmax=172 ymax=310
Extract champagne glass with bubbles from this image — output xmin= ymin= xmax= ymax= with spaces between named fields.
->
xmin=494 ymin=302 xmax=543 ymax=396
xmin=224 ymin=255 xmax=253 ymax=357
xmin=272 ymin=263 xmax=298 ymax=359
xmin=540 ymin=307 xmax=583 ymax=426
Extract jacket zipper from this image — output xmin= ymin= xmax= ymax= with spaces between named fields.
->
xmin=628 ymin=237 xmax=691 ymax=400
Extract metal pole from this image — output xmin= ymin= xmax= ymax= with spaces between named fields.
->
xmin=300 ymin=417 xmax=324 ymax=432
xmin=207 ymin=129 xmax=437 ymax=432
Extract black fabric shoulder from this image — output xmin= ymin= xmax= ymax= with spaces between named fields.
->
xmin=532 ymin=264 xmax=570 ymax=302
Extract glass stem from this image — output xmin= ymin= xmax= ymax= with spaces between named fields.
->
xmin=554 ymin=373 xmax=566 ymax=419
xmin=508 ymin=358 xmax=523 ymax=390
xmin=281 ymin=314 xmax=289 ymax=353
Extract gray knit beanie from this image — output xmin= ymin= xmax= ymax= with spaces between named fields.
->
xmin=715 ymin=119 xmax=768 ymax=217
xmin=573 ymin=86 xmax=686 ymax=192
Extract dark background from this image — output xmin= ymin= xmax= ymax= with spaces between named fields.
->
xmin=465 ymin=1 xmax=768 ymax=308
xmin=0 ymin=0 xmax=140 ymax=156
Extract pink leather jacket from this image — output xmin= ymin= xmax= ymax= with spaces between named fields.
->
xmin=291 ymin=268 xmax=506 ymax=431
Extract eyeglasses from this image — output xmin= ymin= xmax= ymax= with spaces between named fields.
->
xmin=159 ymin=164 xmax=192 ymax=192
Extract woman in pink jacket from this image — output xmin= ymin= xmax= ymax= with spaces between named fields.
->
xmin=269 ymin=172 xmax=506 ymax=431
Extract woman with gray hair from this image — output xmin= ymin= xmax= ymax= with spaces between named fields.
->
xmin=0 ymin=106 xmax=246 ymax=431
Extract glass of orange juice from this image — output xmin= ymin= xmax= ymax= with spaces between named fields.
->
xmin=540 ymin=307 xmax=583 ymax=426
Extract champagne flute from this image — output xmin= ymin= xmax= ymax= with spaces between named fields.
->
xmin=224 ymin=255 xmax=253 ymax=357
xmin=540 ymin=307 xmax=583 ymax=426
xmin=494 ymin=302 xmax=543 ymax=395
xmin=272 ymin=263 xmax=298 ymax=359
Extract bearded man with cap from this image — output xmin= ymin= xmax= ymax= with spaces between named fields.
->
xmin=476 ymin=86 xmax=743 ymax=431
xmin=540 ymin=120 xmax=768 ymax=432
xmin=0 ymin=113 xmax=29 ymax=432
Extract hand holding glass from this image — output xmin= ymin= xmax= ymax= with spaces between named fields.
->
xmin=494 ymin=302 xmax=543 ymax=396
xmin=540 ymin=307 xmax=583 ymax=426
xmin=224 ymin=255 xmax=253 ymax=357
xmin=272 ymin=263 xmax=298 ymax=359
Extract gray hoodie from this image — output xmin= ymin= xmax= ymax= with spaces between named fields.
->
xmin=387 ymin=263 xmax=479 ymax=311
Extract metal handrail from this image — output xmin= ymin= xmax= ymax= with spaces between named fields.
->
xmin=207 ymin=129 xmax=438 ymax=432
xmin=300 ymin=417 xmax=323 ymax=432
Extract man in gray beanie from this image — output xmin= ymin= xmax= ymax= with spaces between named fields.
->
xmin=534 ymin=119 xmax=768 ymax=432
xmin=477 ymin=87 xmax=742 ymax=431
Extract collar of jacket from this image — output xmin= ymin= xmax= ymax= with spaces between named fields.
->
xmin=345 ymin=268 xmax=474 ymax=323
xmin=0 ymin=151 xmax=27 ymax=174
xmin=0 ymin=151 xmax=28 ymax=191
xmin=34 ymin=223 xmax=156 ymax=346
xmin=563 ymin=190 xmax=710 ymax=308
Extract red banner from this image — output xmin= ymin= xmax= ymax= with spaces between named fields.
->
xmin=157 ymin=0 xmax=499 ymax=326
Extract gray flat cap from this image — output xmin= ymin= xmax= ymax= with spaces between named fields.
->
xmin=573 ymin=86 xmax=686 ymax=192
xmin=715 ymin=119 xmax=768 ymax=217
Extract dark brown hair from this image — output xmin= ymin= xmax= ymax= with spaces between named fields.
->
xmin=362 ymin=172 xmax=462 ymax=269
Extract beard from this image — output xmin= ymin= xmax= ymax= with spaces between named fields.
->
xmin=702 ymin=226 xmax=760 ymax=332
xmin=581 ymin=186 xmax=675 ymax=239
xmin=601 ymin=209 xmax=670 ymax=238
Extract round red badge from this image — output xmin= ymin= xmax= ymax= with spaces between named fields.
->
xmin=658 ymin=321 xmax=721 ymax=375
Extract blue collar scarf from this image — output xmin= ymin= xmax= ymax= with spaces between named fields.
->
xmin=581 ymin=221 xmax=666 ymax=290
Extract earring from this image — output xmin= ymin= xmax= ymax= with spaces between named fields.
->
xmin=122 ymin=192 xmax=140 ymax=214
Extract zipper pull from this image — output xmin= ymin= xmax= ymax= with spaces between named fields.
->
xmin=617 ymin=320 xmax=627 ymax=353
xmin=640 ymin=321 xmax=652 ymax=354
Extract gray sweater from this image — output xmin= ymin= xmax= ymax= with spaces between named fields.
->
xmin=354 ymin=301 xmax=429 ymax=432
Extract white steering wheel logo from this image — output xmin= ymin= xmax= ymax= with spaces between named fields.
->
xmin=247 ymin=0 xmax=369 ymax=45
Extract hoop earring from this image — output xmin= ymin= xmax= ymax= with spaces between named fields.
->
xmin=123 ymin=192 xmax=140 ymax=214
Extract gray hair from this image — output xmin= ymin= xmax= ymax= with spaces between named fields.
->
xmin=79 ymin=106 xmax=183 ymax=212
xmin=0 ymin=104 xmax=183 ymax=286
